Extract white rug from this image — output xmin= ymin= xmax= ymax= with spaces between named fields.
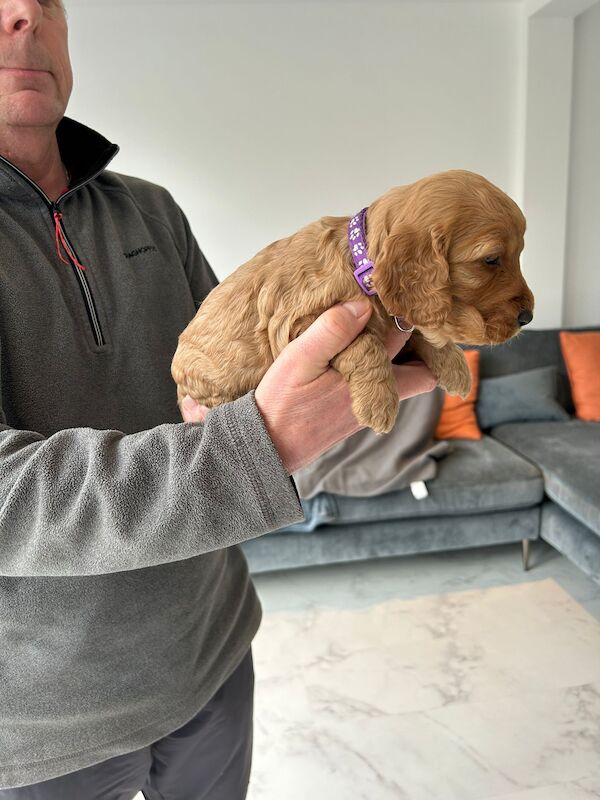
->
xmin=248 ymin=578 xmax=600 ymax=800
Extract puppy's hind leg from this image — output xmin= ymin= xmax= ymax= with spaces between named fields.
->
xmin=172 ymin=345 xmax=240 ymax=409
xmin=331 ymin=332 xmax=399 ymax=434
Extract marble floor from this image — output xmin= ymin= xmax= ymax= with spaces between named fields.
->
xmin=247 ymin=541 xmax=600 ymax=800
xmin=134 ymin=540 xmax=600 ymax=800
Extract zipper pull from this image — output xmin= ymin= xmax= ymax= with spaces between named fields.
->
xmin=53 ymin=208 xmax=86 ymax=272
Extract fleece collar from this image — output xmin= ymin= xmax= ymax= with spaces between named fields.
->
xmin=0 ymin=116 xmax=119 ymax=199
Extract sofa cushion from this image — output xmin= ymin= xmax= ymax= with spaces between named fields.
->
xmin=462 ymin=326 xmax=600 ymax=415
xmin=283 ymin=435 xmax=543 ymax=532
xmin=491 ymin=420 xmax=600 ymax=536
xmin=476 ymin=365 xmax=569 ymax=430
xmin=559 ymin=331 xmax=600 ymax=421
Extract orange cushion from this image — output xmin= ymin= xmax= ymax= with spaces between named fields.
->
xmin=559 ymin=331 xmax=600 ymax=421
xmin=434 ymin=349 xmax=482 ymax=440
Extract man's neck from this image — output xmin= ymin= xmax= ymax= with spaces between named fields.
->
xmin=0 ymin=124 xmax=67 ymax=201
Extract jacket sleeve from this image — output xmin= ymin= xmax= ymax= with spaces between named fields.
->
xmin=0 ymin=387 xmax=304 ymax=578
xmin=0 ymin=204 xmax=305 ymax=578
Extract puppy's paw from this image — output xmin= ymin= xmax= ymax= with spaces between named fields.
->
xmin=438 ymin=359 xmax=472 ymax=399
xmin=351 ymin=384 xmax=399 ymax=434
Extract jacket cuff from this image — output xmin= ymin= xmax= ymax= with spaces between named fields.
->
xmin=222 ymin=390 xmax=305 ymax=532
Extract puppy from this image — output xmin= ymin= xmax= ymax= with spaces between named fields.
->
xmin=172 ymin=170 xmax=534 ymax=434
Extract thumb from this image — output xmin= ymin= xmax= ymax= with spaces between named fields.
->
xmin=181 ymin=395 xmax=210 ymax=423
xmin=283 ymin=299 xmax=372 ymax=384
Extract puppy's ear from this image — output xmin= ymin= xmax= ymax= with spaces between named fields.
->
xmin=373 ymin=225 xmax=452 ymax=328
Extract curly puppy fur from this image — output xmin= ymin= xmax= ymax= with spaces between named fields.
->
xmin=172 ymin=170 xmax=534 ymax=434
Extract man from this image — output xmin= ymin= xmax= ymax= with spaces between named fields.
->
xmin=0 ymin=1 xmax=436 ymax=797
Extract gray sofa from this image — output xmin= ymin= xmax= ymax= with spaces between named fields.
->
xmin=241 ymin=326 xmax=600 ymax=585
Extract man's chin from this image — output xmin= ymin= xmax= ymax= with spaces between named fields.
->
xmin=1 ymin=92 xmax=65 ymax=129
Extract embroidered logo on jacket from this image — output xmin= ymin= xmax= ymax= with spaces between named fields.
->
xmin=124 ymin=245 xmax=158 ymax=259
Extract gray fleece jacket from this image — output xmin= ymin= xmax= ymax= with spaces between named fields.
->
xmin=0 ymin=117 xmax=304 ymax=789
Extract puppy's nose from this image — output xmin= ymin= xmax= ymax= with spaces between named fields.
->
xmin=518 ymin=310 xmax=533 ymax=327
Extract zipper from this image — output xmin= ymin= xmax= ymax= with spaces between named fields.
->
xmin=0 ymin=155 xmax=107 ymax=348
xmin=51 ymin=204 xmax=105 ymax=347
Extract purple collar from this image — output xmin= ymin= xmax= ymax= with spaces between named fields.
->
xmin=348 ymin=208 xmax=377 ymax=296
xmin=348 ymin=207 xmax=415 ymax=333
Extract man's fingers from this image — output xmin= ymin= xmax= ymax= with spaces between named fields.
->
xmin=181 ymin=395 xmax=209 ymax=423
xmin=385 ymin=327 xmax=413 ymax=359
xmin=282 ymin=300 xmax=372 ymax=384
xmin=392 ymin=362 xmax=439 ymax=400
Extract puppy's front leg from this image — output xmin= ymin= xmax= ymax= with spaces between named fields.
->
xmin=331 ymin=332 xmax=398 ymax=434
xmin=409 ymin=335 xmax=472 ymax=399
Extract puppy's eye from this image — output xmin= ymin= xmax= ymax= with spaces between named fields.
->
xmin=484 ymin=256 xmax=500 ymax=266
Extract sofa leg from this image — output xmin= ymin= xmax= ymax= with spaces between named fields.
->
xmin=522 ymin=539 xmax=530 ymax=571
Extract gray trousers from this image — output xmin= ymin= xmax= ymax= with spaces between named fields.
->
xmin=1 ymin=649 xmax=254 ymax=800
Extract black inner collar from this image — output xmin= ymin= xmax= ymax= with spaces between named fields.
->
xmin=57 ymin=116 xmax=119 ymax=189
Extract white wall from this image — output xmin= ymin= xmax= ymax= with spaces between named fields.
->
xmin=563 ymin=0 xmax=600 ymax=327
xmin=64 ymin=0 xmax=598 ymax=329
xmin=66 ymin=2 xmax=521 ymax=276
xmin=519 ymin=14 xmax=574 ymax=329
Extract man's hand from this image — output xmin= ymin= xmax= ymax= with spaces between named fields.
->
xmin=181 ymin=299 xmax=437 ymax=474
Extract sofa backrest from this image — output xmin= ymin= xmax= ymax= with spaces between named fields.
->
xmin=460 ymin=326 xmax=600 ymax=414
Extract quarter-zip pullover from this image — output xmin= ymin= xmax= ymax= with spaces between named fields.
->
xmin=0 ymin=117 xmax=304 ymax=789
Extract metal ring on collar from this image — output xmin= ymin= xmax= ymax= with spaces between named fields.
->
xmin=393 ymin=316 xmax=415 ymax=333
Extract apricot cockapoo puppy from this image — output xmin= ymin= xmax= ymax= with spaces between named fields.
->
xmin=172 ymin=170 xmax=535 ymax=434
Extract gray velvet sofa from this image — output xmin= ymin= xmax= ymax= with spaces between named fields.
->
xmin=241 ymin=326 xmax=600 ymax=585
